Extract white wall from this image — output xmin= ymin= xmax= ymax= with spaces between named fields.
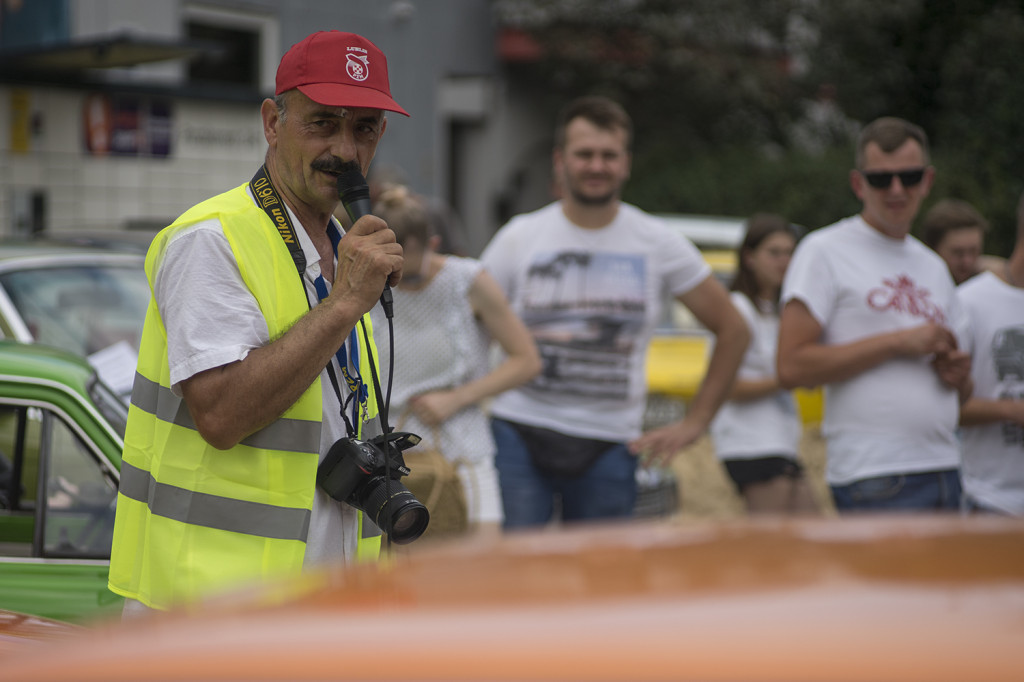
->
xmin=1 ymin=86 xmax=264 ymax=234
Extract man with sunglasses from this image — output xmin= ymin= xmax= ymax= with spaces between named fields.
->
xmin=777 ymin=116 xmax=972 ymax=513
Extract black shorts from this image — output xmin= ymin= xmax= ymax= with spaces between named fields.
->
xmin=723 ymin=455 xmax=805 ymax=493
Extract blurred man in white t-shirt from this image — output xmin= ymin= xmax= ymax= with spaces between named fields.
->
xmin=481 ymin=96 xmax=749 ymax=529
xmin=778 ymin=117 xmax=972 ymax=512
xmin=958 ymin=191 xmax=1024 ymax=515
xmin=920 ymin=198 xmax=990 ymax=285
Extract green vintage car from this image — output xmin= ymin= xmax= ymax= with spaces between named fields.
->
xmin=0 ymin=341 xmax=126 ymax=623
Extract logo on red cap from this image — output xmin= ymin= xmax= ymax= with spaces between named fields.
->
xmin=346 ymin=48 xmax=370 ymax=83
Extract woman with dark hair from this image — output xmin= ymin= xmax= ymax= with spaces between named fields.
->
xmin=709 ymin=214 xmax=820 ymax=515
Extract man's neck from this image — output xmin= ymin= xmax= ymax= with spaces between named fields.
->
xmin=264 ymin=159 xmax=333 ymax=245
xmin=860 ymin=212 xmax=910 ymax=241
xmin=1005 ymin=249 xmax=1024 ymax=288
xmin=561 ymin=198 xmax=620 ymax=229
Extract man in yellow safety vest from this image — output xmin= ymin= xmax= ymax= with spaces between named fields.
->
xmin=109 ymin=30 xmax=408 ymax=614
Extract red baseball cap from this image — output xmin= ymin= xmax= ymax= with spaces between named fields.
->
xmin=275 ymin=31 xmax=409 ymax=116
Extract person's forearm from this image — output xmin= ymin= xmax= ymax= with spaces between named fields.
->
xmin=687 ymin=325 xmax=749 ymax=429
xmin=182 ymin=294 xmax=366 ymax=449
xmin=729 ymin=377 xmax=781 ymax=402
xmin=778 ymin=331 xmax=905 ymax=389
xmin=960 ymin=397 xmax=1024 ymax=427
xmin=449 ymin=352 xmax=542 ymax=414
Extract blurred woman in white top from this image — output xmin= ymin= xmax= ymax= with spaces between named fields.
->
xmin=710 ymin=214 xmax=820 ymax=515
xmin=370 ymin=187 xmax=541 ymax=535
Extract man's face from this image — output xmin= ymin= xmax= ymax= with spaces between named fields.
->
xmin=936 ymin=227 xmax=984 ymax=284
xmin=554 ymin=117 xmax=631 ymax=207
xmin=851 ymin=139 xmax=934 ymax=239
xmin=263 ymin=91 xmax=386 ymax=215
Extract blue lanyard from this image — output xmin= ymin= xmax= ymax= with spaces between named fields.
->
xmin=312 ymin=222 xmax=367 ymax=431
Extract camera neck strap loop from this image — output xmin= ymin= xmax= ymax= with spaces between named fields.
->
xmin=249 ymin=165 xmax=306 ymax=276
xmin=249 ymin=164 xmax=366 ymax=439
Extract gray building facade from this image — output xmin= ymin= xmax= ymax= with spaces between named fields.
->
xmin=1 ymin=0 xmax=554 ymax=255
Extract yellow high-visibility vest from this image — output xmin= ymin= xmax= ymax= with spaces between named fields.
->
xmin=108 ymin=183 xmax=381 ymax=610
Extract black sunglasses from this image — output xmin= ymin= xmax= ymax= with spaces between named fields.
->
xmin=861 ymin=168 xmax=926 ymax=189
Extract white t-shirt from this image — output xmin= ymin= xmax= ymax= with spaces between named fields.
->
xmin=781 ymin=215 xmax=966 ymax=485
xmin=957 ymin=271 xmax=1024 ymax=515
xmin=710 ymin=292 xmax=801 ymax=460
xmin=480 ymin=201 xmax=711 ymax=442
xmin=153 ymin=193 xmax=368 ymax=569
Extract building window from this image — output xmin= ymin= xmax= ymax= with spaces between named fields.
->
xmin=182 ymin=5 xmax=279 ymax=94
xmin=186 ymin=21 xmax=259 ymax=89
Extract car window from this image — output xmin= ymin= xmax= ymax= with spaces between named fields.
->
xmin=87 ymin=376 xmax=129 ymax=439
xmin=43 ymin=410 xmax=118 ymax=557
xmin=0 ymin=264 xmax=149 ymax=358
xmin=0 ymin=404 xmax=117 ymax=559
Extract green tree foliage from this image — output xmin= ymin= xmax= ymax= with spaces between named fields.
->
xmin=626 ymin=144 xmax=860 ymax=232
xmin=930 ymin=4 xmax=1024 ymax=255
xmin=497 ymin=0 xmax=804 ymax=151
xmin=495 ymin=0 xmax=1024 ymax=251
xmin=802 ymin=0 xmax=1024 ymax=253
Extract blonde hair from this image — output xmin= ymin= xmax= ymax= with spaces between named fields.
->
xmin=373 ymin=185 xmax=432 ymax=247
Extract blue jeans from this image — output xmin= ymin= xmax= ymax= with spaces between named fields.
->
xmin=492 ymin=418 xmax=637 ymax=530
xmin=830 ymin=469 xmax=962 ymax=513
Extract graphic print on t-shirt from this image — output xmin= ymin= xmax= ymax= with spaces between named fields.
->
xmin=992 ymin=324 xmax=1024 ymax=447
xmin=520 ymin=250 xmax=646 ymax=400
xmin=866 ymin=274 xmax=947 ymax=325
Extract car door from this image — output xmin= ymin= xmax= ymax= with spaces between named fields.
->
xmin=0 ymin=398 xmax=123 ymax=623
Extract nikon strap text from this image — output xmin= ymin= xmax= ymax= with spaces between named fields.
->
xmin=248 ymin=165 xmax=367 ymax=436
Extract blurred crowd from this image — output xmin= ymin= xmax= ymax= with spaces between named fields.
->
xmin=373 ymin=111 xmax=1024 ymax=532
xmin=107 ymin=31 xmax=1023 ymax=621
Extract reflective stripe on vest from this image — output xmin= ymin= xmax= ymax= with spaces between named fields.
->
xmin=130 ymin=373 xmax=320 ymax=454
xmin=119 ymin=460 xmax=311 ymax=541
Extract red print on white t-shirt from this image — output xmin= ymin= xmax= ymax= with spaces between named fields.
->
xmin=866 ymin=274 xmax=946 ymax=325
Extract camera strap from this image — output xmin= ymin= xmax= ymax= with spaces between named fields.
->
xmin=249 ymin=165 xmax=305 ymax=276
xmin=248 ymin=164 xmax=366 ymax=438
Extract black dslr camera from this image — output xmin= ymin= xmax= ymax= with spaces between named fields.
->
xmin=316 ymin=431 xmax=429 ymax=544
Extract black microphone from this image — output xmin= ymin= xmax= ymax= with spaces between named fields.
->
xmin=337 ymin=167 xmax=394 ymax=319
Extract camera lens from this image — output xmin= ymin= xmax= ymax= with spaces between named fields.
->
xmin=390 ymin=500 xmax=430 ymax=542
xmin=359 ymin=479 xmax=430 ymax=544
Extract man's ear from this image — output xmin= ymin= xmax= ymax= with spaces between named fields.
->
xmin=552 ymin=146 xmax=564 ymax=174
xmin=921 ymin=165 xmax=936 ymax=198
xmin=849 ymin=168 xmax=865 ymax=202
xmin=261 ymin=98 xmax=280 ymax=146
